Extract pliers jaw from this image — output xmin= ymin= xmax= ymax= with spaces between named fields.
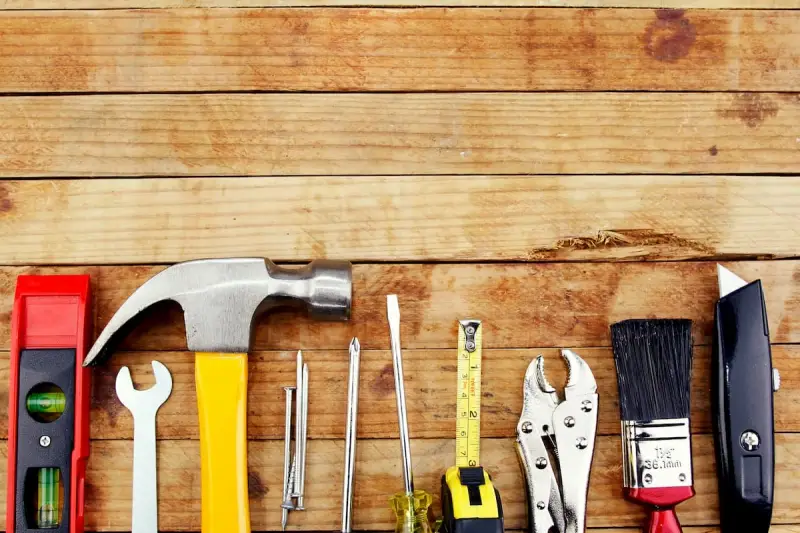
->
xmin=515 ymin=350 xmax=599 ymax=533
xmin=520 ymin=356 xmax=560 ymax=436
xmin=562 ymin=349 xmax=598 ymax=402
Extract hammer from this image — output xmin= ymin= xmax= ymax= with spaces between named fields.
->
xmin=83 ymin=258 xmax=352 ymax=533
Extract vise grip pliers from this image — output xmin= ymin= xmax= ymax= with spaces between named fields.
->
xmin=515 ymin=350 xmax=598 ymax=533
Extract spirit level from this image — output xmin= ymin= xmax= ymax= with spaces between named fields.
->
xmin=6 ymin=275 xmax=92 ymax=533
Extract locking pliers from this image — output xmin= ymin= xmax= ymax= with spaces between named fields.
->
xmin=515 ymin=350 xmax=598 ymax=533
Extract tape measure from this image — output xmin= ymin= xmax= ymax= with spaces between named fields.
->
xmin=456 ymin=320 xmax=482 ymax=468
xmin=440 ymin=320 xmax=504 ymax=533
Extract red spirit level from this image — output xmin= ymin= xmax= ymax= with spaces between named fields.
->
xmin=6 ymin=275 xmax=92 ymax=533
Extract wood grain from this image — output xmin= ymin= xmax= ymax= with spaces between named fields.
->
xmin=0 ymin=9 xmax=797 ymax=93
xmin=2 ymin=435 xmax=800 ymax=530
xmin=1 ymin=345 xmax=797 ymax=440
xmin=0 ymin=261 xmax=797 ymax=352
xmin=4 ymin=0 xmax=800 ymax=9
xmin=1 ymin=176 xmax=799 ymax=264
xmin=2 ymin=94 xmax=799 ymax=178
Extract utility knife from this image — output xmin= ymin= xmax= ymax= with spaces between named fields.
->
xmin=713 ymin=265 xmax=780 ymax=533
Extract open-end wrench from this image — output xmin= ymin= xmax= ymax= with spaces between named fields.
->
xmin=116 ymin=361 xmax=173 ymax=533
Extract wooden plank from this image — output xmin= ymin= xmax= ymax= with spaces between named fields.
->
xmin=0 ymin=261 xmax=797 ymax=352
xmin=2 ymin=435 xmax=799 ymax=530
xmin=2 ymin=94 xmax=800 ymax=178
xmin=0 ymin=9 xmax=798 ymax=93
xmin=1 ymin=345 xmax=797 ymax=440
xmin=1 ymin=176 xmax=800 ymax=264
xmin=4 ymin=0 xmax=800 ymax=10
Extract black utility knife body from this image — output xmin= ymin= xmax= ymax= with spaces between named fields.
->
xmin=713 ymin=265 xmax=780 ymax=532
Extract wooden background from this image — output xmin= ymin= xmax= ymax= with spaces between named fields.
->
xmin=0 ymin=0 xmax=798 ymax=530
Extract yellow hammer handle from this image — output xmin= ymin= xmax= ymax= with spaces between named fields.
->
xmin=195 ymin=352 xmax=251 ymax=533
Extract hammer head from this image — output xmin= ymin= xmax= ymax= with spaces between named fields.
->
xmin=84 ymin=258 xmax=352 ymax=366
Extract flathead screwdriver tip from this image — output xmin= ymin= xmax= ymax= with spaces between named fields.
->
xmin=387 ymin=295 xmax=400 ymax=324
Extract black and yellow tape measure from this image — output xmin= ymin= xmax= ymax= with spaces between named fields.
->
xmin=440 ymin=320 xmax=504 ymax=533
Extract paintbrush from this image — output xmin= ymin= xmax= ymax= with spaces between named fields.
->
xmin=611 ymin=319 xmax=695 ymax=533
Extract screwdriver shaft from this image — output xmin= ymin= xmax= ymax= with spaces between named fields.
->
xmin=387 ymin=294 xmax=414 ymax=494
xmin=342 ymin=338 xmax=361 ymax=533
xmin=281 ymin=386 xmax=295 ymax=529
xmin=293 ymin=351 xmax=303 ymax=499
xmin=297 ymin=363 xmax=309 ymax=510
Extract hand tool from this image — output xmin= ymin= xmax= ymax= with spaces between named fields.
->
xmin=515 ymin=350 xmax=598 ymax=533
xmin=387 ymin=295 xmax=432 ymax=533
xmin=116 ymin=361 xmax=173 ymax=533
xmin=82 ymin=258 xmax=352 ymax=533
xmin=293 ymin=351 xmax=305 ymax=510
xmin=7 ymin=275 xmax=92 ymax=533
xmin=281 ymin=386 xmax=295 ymax=531
xmin=611 ymin=319 xmax=694 ymax=533
xmin=342 ymin=337 xmax=361 ymax=533
xmin=713 ymin=265 xmax=780 ymax=532
xmin=440 ymin=320 xmax=504 ymax=533
xmin=298 ymin=361 xmax=309 ymax=510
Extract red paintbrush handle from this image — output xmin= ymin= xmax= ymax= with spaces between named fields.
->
xmin=645 ymin=508 xmax=682 ymax=533
xmin=627 ymin=487 xmax=693 ymax=533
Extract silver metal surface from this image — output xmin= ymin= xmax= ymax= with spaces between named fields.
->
xmin=342 ymin=338 xmax=361 ymax=533
xmin=297 ymin=363 xmax=309 ymax=510
xmin=387 ymin=295 xmax=414 ymax=495
xmin=461 ymin=320 xmax=480 ymax=353
xmin=84 ymin=258 xmax=352 ymax=365
xmin=516 ymin=350 xmax=598 ymax=533
xmin=718 ymin=264 xmax=748 ymax=298
xmin=773 ymin=368 xmax=782 ymax=392
xmin=621 ymin=418 xmax=693 ymax=490
xmin=283 ymin=457 xmax=297 ymax=510
xmin=293 ymin=351 xmax=304 ymax=500
xmin=281 ymin=386 xmax=296 ymax=530
xmin=116 ymin=361 xmax=173 ymax=533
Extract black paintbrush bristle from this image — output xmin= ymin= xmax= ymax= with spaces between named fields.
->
xmin=611 ymin=319 xmax=694 ymax=422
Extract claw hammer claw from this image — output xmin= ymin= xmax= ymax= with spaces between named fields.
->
xmin=85 ymin=258 xmax=353 ymax=533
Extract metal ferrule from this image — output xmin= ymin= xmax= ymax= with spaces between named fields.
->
xmin=622 ymin=418 xmax=693 ymax=489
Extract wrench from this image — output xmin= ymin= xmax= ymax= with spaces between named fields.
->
xmin=116 ymin=361 xmax=173 ymax=533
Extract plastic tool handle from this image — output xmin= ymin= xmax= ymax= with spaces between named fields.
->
xmin=390 ymin=490 xmax=433 ymax=533
xmin=645 ymin=508 xmax=682 ymax=533
xmin=713 ymin=279 xmax=774 ymax=533
xmin=195 ymin=352 xmax=251 ymax=533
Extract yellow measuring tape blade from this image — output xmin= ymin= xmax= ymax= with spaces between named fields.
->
xmin=455 ymin=320 xmax=482 ymax=468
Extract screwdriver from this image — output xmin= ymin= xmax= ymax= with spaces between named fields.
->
xmin=386 ymin=295 xmax=433 ymax=533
